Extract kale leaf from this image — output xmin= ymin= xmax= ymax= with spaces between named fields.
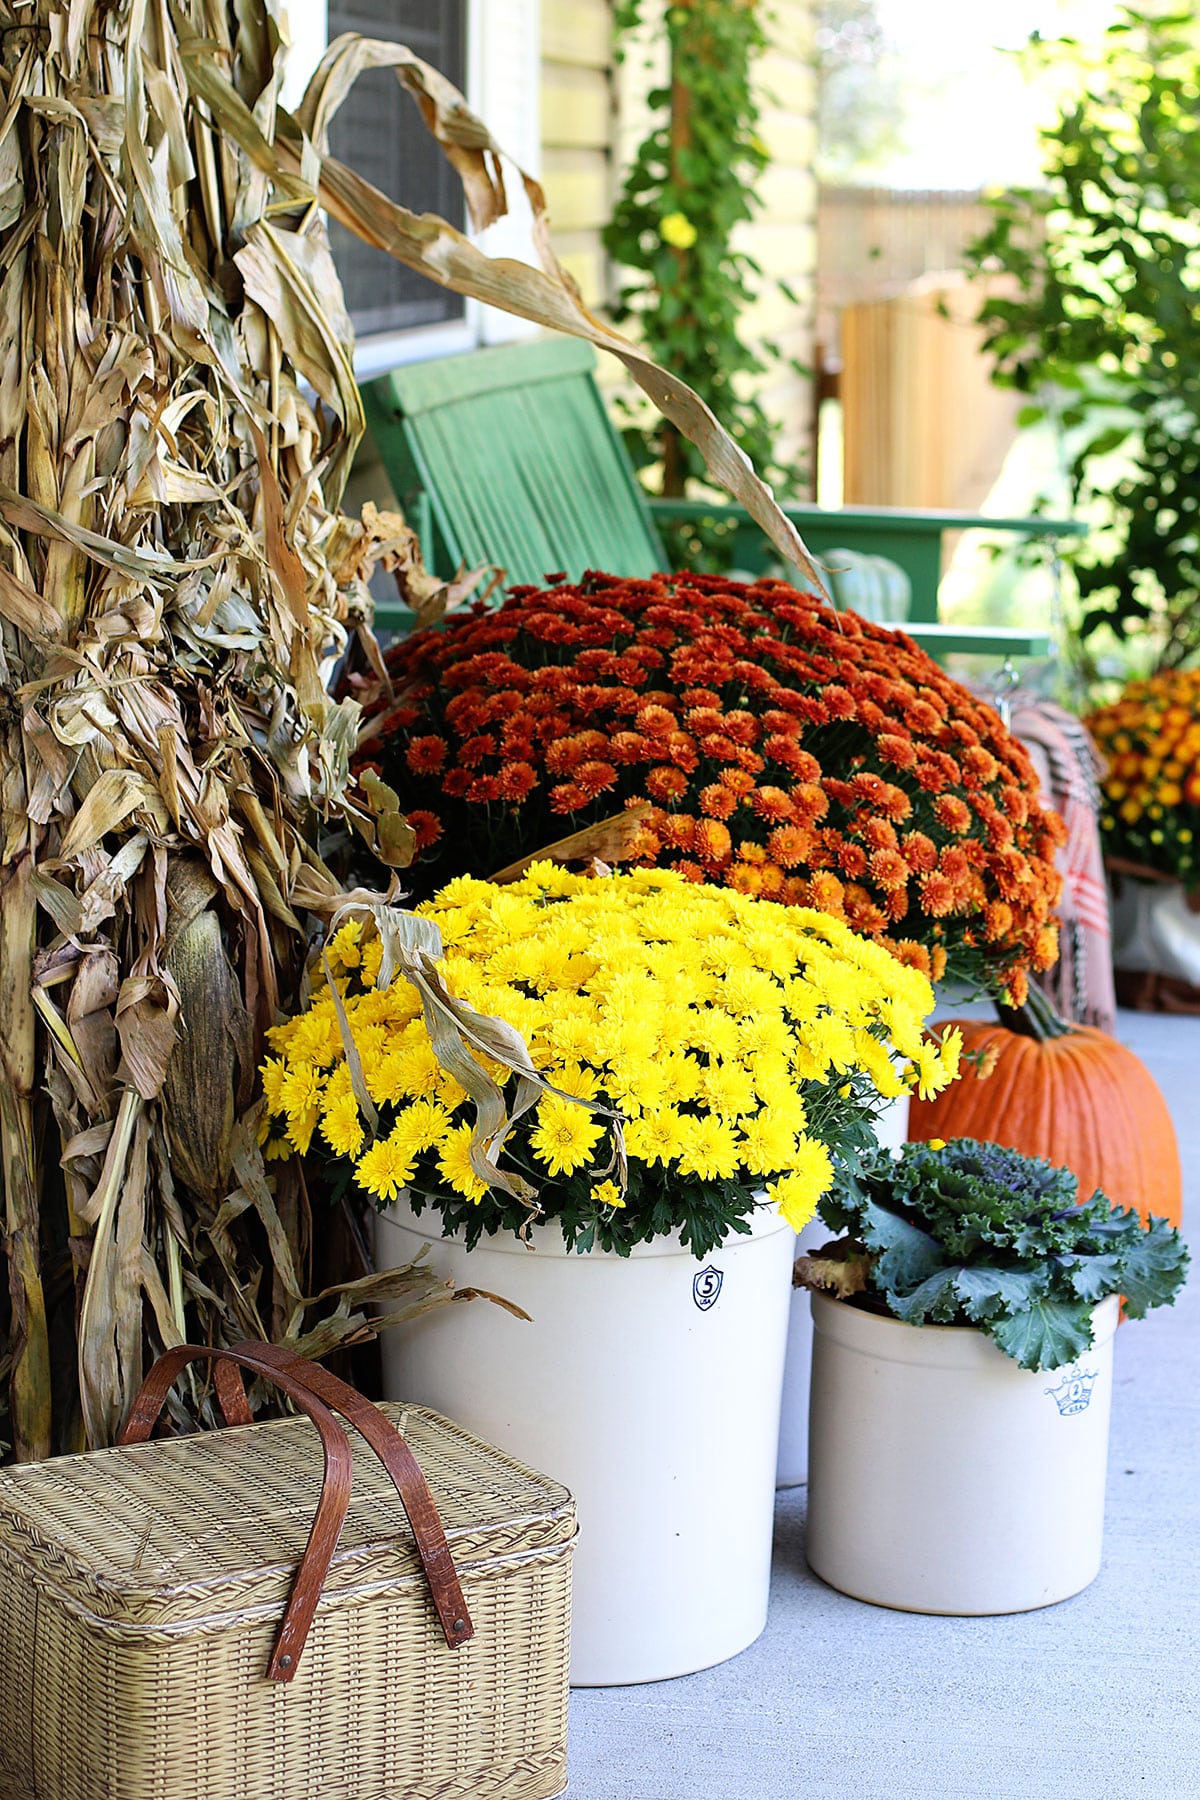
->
xmin=813 ymin=1138 xmax=1189 ymax=1370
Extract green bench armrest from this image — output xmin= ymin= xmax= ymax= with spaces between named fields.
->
xmin=648 ymin=498 xmax=1086 ymax=624
xmin=898 ymin=623 xmax=1053 ymax=659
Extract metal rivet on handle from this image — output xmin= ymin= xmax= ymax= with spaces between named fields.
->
xmin=453 ymin=1619 xmax=466 ymax=1633
xmin=279 ymin=1654 xmax=293 ymax=1668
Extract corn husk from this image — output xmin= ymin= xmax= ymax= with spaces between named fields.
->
xmin=0 ymin=0 xmax=818 ymax=1457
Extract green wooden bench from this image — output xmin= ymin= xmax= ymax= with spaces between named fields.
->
xmin=361 ymin=337 xmax=1085 ymax=657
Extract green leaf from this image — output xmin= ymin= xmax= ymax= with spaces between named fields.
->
xmin=1107 ymin=1215 xmax=1191 ymax=1318
xmin=953 ymin=1265 xmax=1046 ymax=1322
xmin=989 ymin=1298 xmax=1097 ymax=1372
xmin=858 ymin=1196 xmax=945 ymax=1290
xmin=887 ymin=1267 xmax=961 ymax=1325
xmin=1059 ymin=1253 xmax=1124 ymax=1302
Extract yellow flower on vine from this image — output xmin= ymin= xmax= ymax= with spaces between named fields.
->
xmin=659 ymin=210 xmax=698 ymax=249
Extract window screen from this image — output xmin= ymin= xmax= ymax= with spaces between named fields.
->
xmin=326 ymin=1 xmax=467 ymax=339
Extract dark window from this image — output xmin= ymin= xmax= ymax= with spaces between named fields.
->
xmin=326 ymin=1 xmax=467 ymax=338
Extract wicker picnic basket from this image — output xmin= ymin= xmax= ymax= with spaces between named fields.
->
xmin=0 ymin=1342 xmax=575 ymax=1800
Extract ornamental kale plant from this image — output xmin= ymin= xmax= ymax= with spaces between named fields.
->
xmin=804 ymin=1139 xmax=1188 ymax=1371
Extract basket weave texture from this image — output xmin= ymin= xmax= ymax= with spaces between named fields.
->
xmin=0 ymin=1402 xmax=574 ymax=1800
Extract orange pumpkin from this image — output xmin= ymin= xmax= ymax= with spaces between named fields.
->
xmin=909 ymin=1018 xmax=1183 ymax=1230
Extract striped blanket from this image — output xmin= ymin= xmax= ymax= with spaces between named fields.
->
xmin=1009 ymin=696 xmax=1116 ymax=1033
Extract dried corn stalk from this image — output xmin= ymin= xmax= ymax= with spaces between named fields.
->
xmin=0 ymin=0 xmax=816 ymax=1459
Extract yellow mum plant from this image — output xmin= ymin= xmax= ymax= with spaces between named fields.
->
xmin=262 ymin=866 xmax=961 ymax=1256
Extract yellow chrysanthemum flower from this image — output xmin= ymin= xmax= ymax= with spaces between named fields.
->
xmin=624 ymin=1107 xmax=687 ymax=1167
xmin=390 ymin=1098 xmax=453 ymax=1155
xmin=530 ymin=1096 xmax=605 ymax=1177
xmin=324 ymin=919 xmax=363 ymax=969
xmin=355 ymin=1133 xmax=419 ymax=1203
xmin=676 ymin=1114 xmax=742 ymax=1182
xmin=767 ymin=1140 xmax=835 ymax=1229
xmin=436 ymin=1123 xmax=489 ymax=1202
xmin=737 ymin=1108 xmax=801 ymax=1176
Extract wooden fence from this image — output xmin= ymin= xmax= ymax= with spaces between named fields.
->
xmin=839 ymin=271 xmax=1020 ymax=511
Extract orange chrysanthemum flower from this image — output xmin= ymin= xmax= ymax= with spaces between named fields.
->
xmin=962 ymin=745 xmax=1001 ymax=787
xmin=805 ymin=871 xmax=846 ymax=917
xmin=549 ymin=780 xmax=589 ymax=814
xmin=878 ymin=783 xmax=913 ymax=823
xmin=792 ymin=782 xmax=830 ymax=824
xmin=575 ymin=760 xmax=618 ymax=799
xmin=497 ymin=761 xmax=538 ymax=802
xmin=658 ymin=813 xmax=695 ymax=850
xmin=938 ymin=845 xmax=970 ymax=885
xmin=869 ymin=848 xmax=909 ymax=891
xmin=984 ymin=900 xmax=1015 ymax=943
xmin=861 ymin=817 xmax=899 ymax=853
xmin=766 ymin=825 xmax=811 ymax=869
xmin=751 ymin=785 xmax=795 ymax=823
xmin=645 ymin=765 xmax=688 ymax=804
xmin=406 ymin=809 xmax=443 ymax=851
xmin=729 ymin=864 xmax=763 ymax=895
xmin=887 ymin=938 xmax=932 ymax=978
xmin=934 ymin=794 xmax=972 ymax=834
xmin=918 ymin=871 xmax=957 ymax=917
xmin=844 ymin=884 xmax=888 ymax=935
xmin=636 ymin=704 xmax=676 ymax=737
xmin=545 ymin=738 xmax=583 ymax=775
xmin=878 ymin=733 xmax=918 ymax=771
xmin=610 ymin=731 xmax=649 ymax=763
xmin=699 ymin=783 xmax=737 ymax=819
xmin=406 ymin=735 xmax=448 ymax=776
xmin=900 ymin=831 xmax=938 ymax=873
xmin=694 ymin=818 xmax=733 ymax=865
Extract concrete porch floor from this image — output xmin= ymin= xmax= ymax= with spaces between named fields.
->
xmin=566 ymin=1010 xmax=1200 ymax=1799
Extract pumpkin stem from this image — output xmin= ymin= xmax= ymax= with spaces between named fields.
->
xmin=996 ymin=980 xmax=1075 ymax=1043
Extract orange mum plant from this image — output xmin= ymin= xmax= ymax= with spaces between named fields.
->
xmin=358 ymin=574 xmax=1065 ymax=1003
xmin=1087 ymin=666 xmax=1200 ymax=887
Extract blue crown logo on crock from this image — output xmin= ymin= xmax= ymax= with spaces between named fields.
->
xmin=1044 ymin=1366 xmax=1098 ymax=1416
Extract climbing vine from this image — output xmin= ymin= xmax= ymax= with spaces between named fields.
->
xmin=604 ymin=0 xmax=804 ymax=566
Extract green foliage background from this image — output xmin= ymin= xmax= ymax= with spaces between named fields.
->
xmin=967 ymin=7 xmax=1200 ymax=673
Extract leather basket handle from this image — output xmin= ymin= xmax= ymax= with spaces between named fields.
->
xmin=119 ymin=1343 xmax=473 ymax=1681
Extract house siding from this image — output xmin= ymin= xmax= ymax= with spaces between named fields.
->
xmin=541 ymin=0 xmax=615 ymax=307
xmin=737 ymin=6 xmax=818 ymax=488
